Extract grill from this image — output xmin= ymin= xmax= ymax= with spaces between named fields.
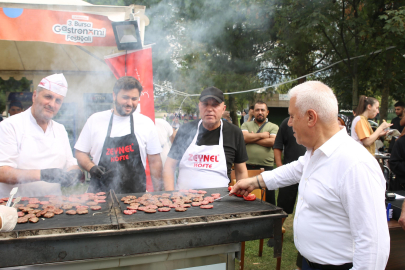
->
xmin=0 ymin=187 xmax=287 ymax=268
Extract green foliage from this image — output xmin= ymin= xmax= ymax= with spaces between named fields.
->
xmin=84 ymin=0 xmax=405 ymax=118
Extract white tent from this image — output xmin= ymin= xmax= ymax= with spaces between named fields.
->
xmin=0 ymin=1 xmax=149 ymax=129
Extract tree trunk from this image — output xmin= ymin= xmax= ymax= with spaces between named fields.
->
xmin=379 ymin=51 xmax=394 ymax=124
xmin=352 ymin=74 xmax=358 ymax=111
xmin=380 ymin=84 xmax=390 ymax=124
xmin=229 ymin=94 xmax=238 ymax=125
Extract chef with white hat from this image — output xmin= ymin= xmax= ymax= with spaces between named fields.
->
xmin=0 ymin=73 xmax=83 ymax=198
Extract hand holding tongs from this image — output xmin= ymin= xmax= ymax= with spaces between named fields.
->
xmin=214 ymin=193 xmax=234 ymax=201
xmin=6 ymin=187 xmax=18 ymax=207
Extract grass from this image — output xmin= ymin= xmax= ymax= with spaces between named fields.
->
xmin=236 ymin=190 xmax=299 ymax=270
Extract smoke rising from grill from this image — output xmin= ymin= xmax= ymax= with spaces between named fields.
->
xmin=6 ymin=1 xmax=272 ymax=194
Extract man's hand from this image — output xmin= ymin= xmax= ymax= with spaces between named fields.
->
xmin=41 ymin=168 xmax=85 ymax=187
xmin=230 ymin=176 xmax=259 ymax=197
xmin=260 ymin=132 xmax=270 ymax=139
xmin=0 ymin=205 xmax=18 ymax=232
xmin=89 ymin=165 xmax=106 ymax=179
xmin=40 ymin=168 xmax=64 ymax=182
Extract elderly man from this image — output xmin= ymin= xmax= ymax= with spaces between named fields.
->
xmin=231 ymin=81 xmax=390 ymax=270
xmin=75 ymin=76 xmax=162 ymax=193
xmin=0 ymin=74 xmax=83 ymax=198
xmin=163 ymin=86 xmax=248 ymax=190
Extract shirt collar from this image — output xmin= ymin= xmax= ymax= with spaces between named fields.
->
xmin=316 ymin=127 xmax=347 ymax=158
xmin=28 ymin=106 xmax=53 ymax=130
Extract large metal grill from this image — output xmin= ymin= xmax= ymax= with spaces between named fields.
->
xmin=0 ymin=187 xmax=287 ymax=268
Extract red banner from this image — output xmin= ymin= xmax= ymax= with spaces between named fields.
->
xmin=0 ymin=8 xmax=116 ymax=46
xmin=104 ymin=47 xmax=156 ymax=191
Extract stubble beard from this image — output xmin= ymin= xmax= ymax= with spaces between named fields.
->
xmin=115 ymin=99 xmax=135 ymax=116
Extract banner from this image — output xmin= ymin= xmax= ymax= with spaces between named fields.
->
xmin=0 ymin=8 xmax=116 ymax=46
xmin=104 ymin=47 xmax=156 ymax=191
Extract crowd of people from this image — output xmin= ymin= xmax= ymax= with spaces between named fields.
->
xmin=0 ymin=75 xmax=403 ymax=270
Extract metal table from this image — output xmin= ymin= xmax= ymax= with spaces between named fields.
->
xmin=0 ymin=187 xmax=287 ymax=269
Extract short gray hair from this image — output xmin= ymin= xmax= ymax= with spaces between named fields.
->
xmin=36 ymin=86 xmax=46 ymax=93
xmin=288 ymin=81 xmax=338 ymax=123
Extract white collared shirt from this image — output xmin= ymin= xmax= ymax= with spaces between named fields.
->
xmin=0 ymin=108 xmax=77 ymax=170
xmin=74 ymin=110 xmax=161 ymax=167
xmin=262 ymin=128 xmax=390 ymax=269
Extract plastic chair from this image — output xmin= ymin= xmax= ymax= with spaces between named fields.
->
xmin=230 ymin=169 xmax=285 ymax=270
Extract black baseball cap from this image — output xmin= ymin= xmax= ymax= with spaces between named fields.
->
xmin=199 ymin=87 xmax=224 ymax=103
xmin=9 ymin=100 xmax=23 ymax=109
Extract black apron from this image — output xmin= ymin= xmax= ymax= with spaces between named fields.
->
xmin=88 ymin=113 xmax=146 ymax=194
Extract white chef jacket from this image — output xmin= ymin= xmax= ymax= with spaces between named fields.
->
xmin=155 ymin=118 xmax=173 ymax=166
xmin=262 ymin=128 xmax=390 ymax=270
xmin=0 ymin=108 xmax=77 ymax=197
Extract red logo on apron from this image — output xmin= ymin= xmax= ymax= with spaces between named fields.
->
xmin=106 ymin=143 xmax=135 ymax=162
xmin=188 ymin=154 xmax=220 ymax=168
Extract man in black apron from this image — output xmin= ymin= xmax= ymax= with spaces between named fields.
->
xmin=75 ymin=76 xmax=163 ymax=194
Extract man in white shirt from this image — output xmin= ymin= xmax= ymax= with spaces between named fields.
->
xmin=75 ymin=76 xmax=162 ymax=193
xmin=231 ymin=81 xmax=390 ymax=270
xmin=155 ymin=118 xmax=175 ymax=166
xmin=0 ymin=74 xmax=83 ymax=198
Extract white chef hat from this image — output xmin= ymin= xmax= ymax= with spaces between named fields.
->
xmin=38 ymin=73 xmax=68 ymax=97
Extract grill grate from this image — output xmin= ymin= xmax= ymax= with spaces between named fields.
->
xmin=10 ymin=192 xmax=116 ymax=234
xmin=3 ymin=187 xmax=283 ymax=237
xmin=116 ymin=187 xmax=282 ymax=227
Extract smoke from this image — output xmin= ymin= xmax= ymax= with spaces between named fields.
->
xmin=143 ymin=0 xmax=273 ymax=94
xmin=3 ymin=1 xmax=275 ymax=194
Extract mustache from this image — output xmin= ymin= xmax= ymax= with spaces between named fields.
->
xmin=44 ymin=106 xmax=54 ymax=112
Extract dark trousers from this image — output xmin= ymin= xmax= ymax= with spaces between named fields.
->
xmin=246 ymin=164 xmax=275 ymax=205
xmin=302 ymin=258 xmax=352 ymax=270
xmin=302 ymin=258 xmax=317 ymax=270
xmin=277 ymin=183 xmax=299 ymax=214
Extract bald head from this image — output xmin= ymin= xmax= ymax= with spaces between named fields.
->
xmin=288 ymin=81 xmax=338 ymax=124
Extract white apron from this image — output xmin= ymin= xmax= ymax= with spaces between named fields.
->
xmin=176 ymin=120 xmax=229 ymax=190
xmin=0 ymin=111 xmax=64 ymax=198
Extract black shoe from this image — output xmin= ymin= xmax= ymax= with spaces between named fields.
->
xmin=267 ymin=238 xmax=274 ymax=247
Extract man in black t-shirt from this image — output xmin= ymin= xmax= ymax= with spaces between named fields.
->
xmin=389 ymin=101 xmax=405 ymax=153
xmin=163 ymin=87 xmax=248 ymax=190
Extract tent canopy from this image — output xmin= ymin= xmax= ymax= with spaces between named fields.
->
xmin=0 ymin=0 xmax=150 ymax=22
xmin=0 ymin=1 xmax=149 ymax=126
xmin=0 ymin=1 xmax=149 ymax=81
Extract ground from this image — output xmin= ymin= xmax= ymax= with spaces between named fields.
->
xmin=235 ymin=190 xmax=299 ymax=270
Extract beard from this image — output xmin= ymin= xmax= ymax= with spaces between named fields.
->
xmin=255 ymin=115 xmax=265 ymax=123
xmin=115 ymin=99 xmax=136 ymax=116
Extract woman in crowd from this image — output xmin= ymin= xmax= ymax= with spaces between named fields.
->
xmin=351 ymin=95 xmax=391 ymax=155
xmin=390 ymin=128 xmax=405 ymax=190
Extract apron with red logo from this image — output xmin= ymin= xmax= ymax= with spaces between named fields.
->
xmin=88 ymin=113 xmax=146 ymax=194
xmin=176 ymin=119 xmax=229 ymax=189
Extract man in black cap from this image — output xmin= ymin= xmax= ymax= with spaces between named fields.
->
xmin=8 ymin=100 xmax=24 ymax=117
xmin=163 ymin=86 xmax=248 ymax=190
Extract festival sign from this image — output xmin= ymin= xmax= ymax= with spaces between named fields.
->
xmin=0 ymin=8 xmax=116 ymax=46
